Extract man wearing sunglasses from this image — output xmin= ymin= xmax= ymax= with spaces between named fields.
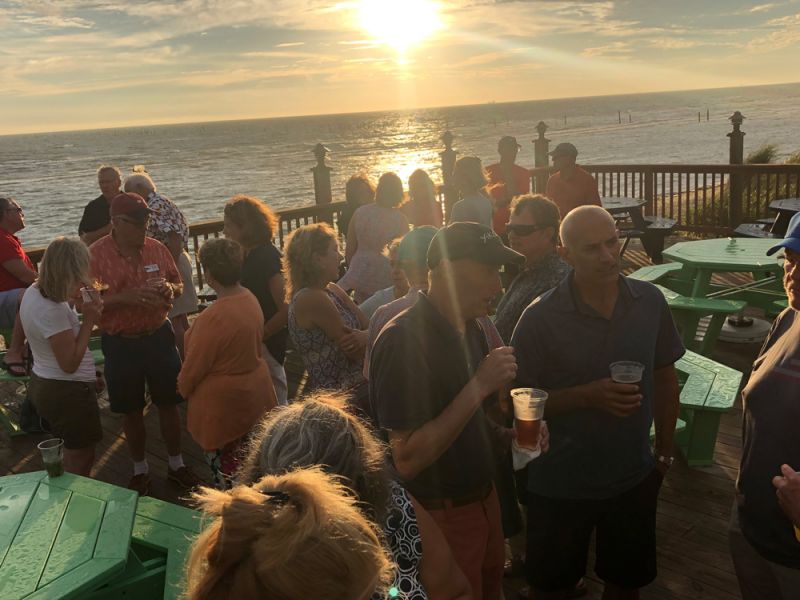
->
xmin=90 ymin=192 xmax=201 ymax=496
xmin=494 ymin=194 xmax=570 ymax=344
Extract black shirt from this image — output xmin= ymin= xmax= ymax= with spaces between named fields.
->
xmin=737 ymin=308 xmax=800 ymax=568
xmin=241 ymin=243 xmax=288 ymax=363
xmin=369 ymin=293 xmax=495 ymax=500
xmin=78 ymin=195 xmax=111 ymax=236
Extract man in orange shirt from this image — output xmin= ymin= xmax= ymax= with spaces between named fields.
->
xmin=90 ymin=192 xmax=200 ymax=496
xmin=545 ymin=143 xmax=601 ymax=217
xmin=486 ymin=136 xmax=532 ymax=237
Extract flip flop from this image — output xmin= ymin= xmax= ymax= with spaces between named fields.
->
xmin=2 ymin=361 xmax=29 ymax=377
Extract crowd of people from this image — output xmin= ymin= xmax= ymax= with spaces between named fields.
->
xmin=2 ymin=133 xmax=799 ymax=600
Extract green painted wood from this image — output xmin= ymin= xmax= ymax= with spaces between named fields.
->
xmin=663 ymin=238 xmax=781 ymax=271
xmin=649 ymin=418 xmax=686 ymax=442
xmin=0 ymin=479 xmax=39 ymax=564
xmin=133 ymin=516 xmax=197 ymax=600
xmin=91 ymin=349 xmax=104 ymax=366
xmin=135 ymin=496 xmax=203 ymax=534
xmin=628 ymin=263 xmax=682 ymax=283
xmin=676 ymin=354 xmax=716 ymax=409
xmin=28 ymin=558 xmax=123 ymax=600
xmin=0 ymin=485 xmax=71 ymax=597
xmin=680 ymin=410 xmax=726 ymax=467
xmin=0 ymin=403 xmax=24 ymax=437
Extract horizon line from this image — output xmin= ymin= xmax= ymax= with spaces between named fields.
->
xmin=3 ymin=79 xmax=799 ymax=138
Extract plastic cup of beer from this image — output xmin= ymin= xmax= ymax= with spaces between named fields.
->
xmin=146 ymin=277 xmax=166 ymax=289
xmin=511 ymin=388 xmax=547 ymax=455
xmin=80 ymin=286 xmax=101 ymax=304
xmin=38 ymin=438 xmax=65 ymax=478
xmin=609 ymin=361 xmax=645 ymax=384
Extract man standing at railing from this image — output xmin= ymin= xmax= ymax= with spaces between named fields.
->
xmin=486 ymin=136 xmax=531 ymax=238
xmin=545 ymin=143 xmax=601 ymax=218
xmin=79 ymin=165 xmax=122 ymax=246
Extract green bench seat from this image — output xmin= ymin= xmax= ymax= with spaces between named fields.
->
xmin=675 ymin=350 xmax=742 ymax=466
xmin=628 ymin=262 xmax=682 ymax=283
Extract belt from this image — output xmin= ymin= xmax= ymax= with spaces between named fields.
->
xmin=416 ymin=482 xmax=493 ymax=511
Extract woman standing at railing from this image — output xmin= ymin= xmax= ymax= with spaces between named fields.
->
xmin=339 ymin=172 xmax=409 ymax=303
xmin=223 ymin=195 xmax=289 ymax=405
xmin=402 ymin=169 xmax=443 ymax=228
xmin=284 ymin=223 xmax=368 ymax=401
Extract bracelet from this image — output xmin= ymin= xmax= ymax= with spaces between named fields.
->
xmin=657 ymin=455 xmax=674 ymax=467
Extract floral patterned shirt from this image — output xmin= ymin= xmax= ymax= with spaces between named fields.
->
xmin=146 ymin=191 xmax=189 ymax=248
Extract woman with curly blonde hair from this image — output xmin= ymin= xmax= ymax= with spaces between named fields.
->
xmin=283 ymin=223 xmax=368 ymax=394
xmin=185 ymin=468 xmax=393 ymax=600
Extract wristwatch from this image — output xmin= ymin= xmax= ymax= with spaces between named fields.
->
xmin=657 ymin=455 xmax=674 ymax=467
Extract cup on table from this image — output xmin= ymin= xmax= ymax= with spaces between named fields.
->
xmin=80 ymin=287 xmax=101 ymax=304
xmin=511 ymin=388 xmax=547 ymax=456
xmin=609 ymin=361 xmax=645 ymax=384
xmin=38 ymin=438 xmax=64 ymax=478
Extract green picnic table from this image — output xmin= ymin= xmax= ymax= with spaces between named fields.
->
xmin=0 ymin=471 xmax=137 ymax=599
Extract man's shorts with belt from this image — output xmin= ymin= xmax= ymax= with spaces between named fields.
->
xmin=101 ymin=320 xmax=183 ymax=414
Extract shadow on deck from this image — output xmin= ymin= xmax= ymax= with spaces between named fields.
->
xmin=1 ymin=239 xmax=758 ymax=599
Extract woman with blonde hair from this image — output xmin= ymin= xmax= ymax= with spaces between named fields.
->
xmin=284 ymin=223 xmax=368 ymax=394
xmin=339 ymin=172 xmax=410 ymax=302
xmin=449 ymin=156 xmax=493 ymax=228
xmin=19 ymin=237 xmax=103 ymax=476
xmin=178 ymin=238 xmax=276 ymax=489
xmin=186 ymin=468 xmax=393 ymax=600
xmin=223 ymin=194 xmax=289 ymax=405
xmin=238 ymin=393 xmax=472 ymax=600
xmin=403 ymin=169 xmax=443 ymax=228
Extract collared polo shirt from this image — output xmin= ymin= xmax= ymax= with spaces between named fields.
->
xmin=90 ymin=234 xmax=180 ymax=335
xmin=545 ymin=165 xmax=601 ymax=217
xmin=0 ymin=229 xmax=35 ymax=291
xmin=369 ymin=292 xmax=495 ymax=501
xmin=78 ymin=195 xmax=111 ymax=236
xmin=511 ymin=273 xmax=684 ymax=500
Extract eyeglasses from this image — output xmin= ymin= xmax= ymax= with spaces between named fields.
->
xmin=505 ymin=223 xmax=553 ymax=236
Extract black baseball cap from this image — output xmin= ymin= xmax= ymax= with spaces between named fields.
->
xmin=427 ymin=222 xmax=524 ymax=269
xmin=549 ymin=142 xmax=578 ymax=158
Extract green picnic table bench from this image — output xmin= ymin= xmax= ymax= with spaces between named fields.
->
xmin=675 ymin=350 xmax=742 ymax=466
xmin=628 ymin=263 xmax=682 ymax=284
xmin=0 ymin=471 xmax=138 ymax=599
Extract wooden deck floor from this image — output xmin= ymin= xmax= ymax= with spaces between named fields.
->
xmin=0 ymin=239 xmax=760 ymax=600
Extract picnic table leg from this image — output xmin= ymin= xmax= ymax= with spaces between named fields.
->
xmin=690 ymin=270 xmax=712 ymax=298
xmin=679 ymin=408 xmax=722 ymax=467
xmin=698 ymin=314 xmax=726 ymax=356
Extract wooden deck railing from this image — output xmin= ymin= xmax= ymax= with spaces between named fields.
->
xmin=531 ymin=164 xmax=800 ymax=234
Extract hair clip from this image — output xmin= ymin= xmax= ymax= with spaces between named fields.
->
xmin=259 ymin=489 xmax=291 ymax=505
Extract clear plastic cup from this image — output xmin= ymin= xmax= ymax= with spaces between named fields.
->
xmin=146 ymin=277 xmax=166 ymax=289
xmin=511 ymin=388 xmax=547 ymax=454
xmin=80 ymin=287 xmax=101 ymax=303
xmin=610 ymin=361 xmax=645 ymax=384
xmin=38 ymin=438 xmax=65 ymax=478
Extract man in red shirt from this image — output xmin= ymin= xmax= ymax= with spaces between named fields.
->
xmin=0 ymin=196 xmax=37 ymax=376
xmin=545 ymin=143 xmax=601 ymax=217
xmin=486 ymin=136 xmax=532 ymax=237
xmin=90 ymin=192 xmax=200 ymax=495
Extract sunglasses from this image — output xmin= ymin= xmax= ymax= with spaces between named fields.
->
xmin=505 ymin=223 xmax=553 ymax=236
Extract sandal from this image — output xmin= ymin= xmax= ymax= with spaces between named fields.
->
xmin=2 ymin=361 xmax=29 ymax=377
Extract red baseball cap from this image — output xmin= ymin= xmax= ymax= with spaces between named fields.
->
xmin=110 ymin=192 xmax=155 ymax=220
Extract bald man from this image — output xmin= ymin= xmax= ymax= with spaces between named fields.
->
xmin=510 ymin=206 xmax=684 ymax=600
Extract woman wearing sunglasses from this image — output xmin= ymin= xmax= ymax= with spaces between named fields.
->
xmin=494 ymin=194 xmax=571 ymax=344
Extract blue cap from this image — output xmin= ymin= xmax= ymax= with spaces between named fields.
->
xmin=767 ymin=212 xmax=800 ymax=256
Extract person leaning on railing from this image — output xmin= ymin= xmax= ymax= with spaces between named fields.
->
xmin=732 ymin=212 xmax=800 ymax=600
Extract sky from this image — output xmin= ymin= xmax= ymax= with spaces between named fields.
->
xmin=2 ymin=0 xmax=800 ymax=134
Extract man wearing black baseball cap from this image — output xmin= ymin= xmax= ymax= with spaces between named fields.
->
xmin=486 ymin=136 xmax=532 ymax=237
xmin=545 ymin=142 xmax=601 ymax=218
xmin=370 ymin=222 xmax=523 ymax=600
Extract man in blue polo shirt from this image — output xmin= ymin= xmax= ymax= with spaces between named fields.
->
xmin=511 ymin=205 xmax=684 ymax=600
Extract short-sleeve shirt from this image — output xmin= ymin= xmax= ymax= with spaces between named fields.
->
xmin=486 ymin=163 xmax=531 ymax=235
xmin=369 ymin=293 xmax=495 ymax=500
xmin=146 ymin=191 xmax=189 ymax=248
xmin=90 ymin=235 xmax=181 ymax=335
xmin=545 ymin=166 xmax=601 ymax=218
xmin=78 ymin=195 xmax=111 ymax=236
xmin=241 ymin=242 xmax=288 ymax=363
xmin=20 ymin=285 xmax=95 ymax=382
xmin=0 ymin=229 xmax=35 ymax=292
xmin=511 ymin=273 xmax=685 ymax=500
xmin=736 ymin=308 xmax=800 ymax=568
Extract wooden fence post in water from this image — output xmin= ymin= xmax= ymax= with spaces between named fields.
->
xmin=533 ymin=121 xmax=550 ymax=193
xmin=311 ymin=143 xmax=333 ymax=206
xmin=440 ymin=131 xmax=458 ymax=222
xmin=727 ymin=112 xmax=745 ymax=228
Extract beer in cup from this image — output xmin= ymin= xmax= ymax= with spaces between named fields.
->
xmin=609 ymin=361 xmax=644 ymax=384
xmin=511 ymin=388 xmax=547 ymax=454
xmin=38 ymin=438 xmax=65 ymax=478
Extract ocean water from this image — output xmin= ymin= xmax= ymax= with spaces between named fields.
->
xmin=2 ymin=81 xmax=800 ymax=247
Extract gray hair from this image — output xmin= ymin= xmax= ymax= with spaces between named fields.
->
xmin=96 ymin=165 xmax=121 ymax=179
xmin=124 ymin=172 xmax=156 ymax=195
xmin=238 ymin=393 xmax=390 ymax=522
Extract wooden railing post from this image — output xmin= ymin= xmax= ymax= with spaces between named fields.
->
xmin=532 ymin=121 xmax=550 ymax=193
xmin=727 ymin=112 xmax=745 ymax=228
xmin=440 ymin=131 xmax=458 ymax=222
xmin=644 ymin=168 xmax=655 ymax=216
xmin=311 ymin=143 xmax=333 ymax=206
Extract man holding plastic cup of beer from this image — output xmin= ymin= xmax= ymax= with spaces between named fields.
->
xmin=511 ymin=206 xmax=684 ymax=600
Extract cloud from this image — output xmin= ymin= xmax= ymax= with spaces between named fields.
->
xmin=581 ymin=40 xmax=631 ymax=57
xmin=749 ymin=3 xmax=778 ymax=12
xmin=747 ymin=11 xmax=800 ymax=51
xmin=275 ymin=42 xmax=305 ymax=47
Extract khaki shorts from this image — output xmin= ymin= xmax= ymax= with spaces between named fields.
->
xmin=29 ymin=373 xmax=102 ymax=449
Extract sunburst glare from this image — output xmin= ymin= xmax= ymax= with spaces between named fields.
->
xmin=357 ymin=0 xmax=442 ymax=53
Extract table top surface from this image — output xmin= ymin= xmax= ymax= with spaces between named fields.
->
xmin=602 ymin=196 xmax=647 ymax=213
xmin=0 ymin=471 xmax=137 ymax=599
xmin=662 ymin=238 xmax=781 ymax=270
xmin=769 ymin=198 xmax=800 ymax=212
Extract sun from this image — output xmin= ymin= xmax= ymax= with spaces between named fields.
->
xmin=358 ymin=0 xmax=442 ymax=53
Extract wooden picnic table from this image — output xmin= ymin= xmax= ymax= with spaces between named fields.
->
xmin=768 ymin=197 xmax=800 ymax=236
xmin=0 ymin=471 xmax=137 ymax=599
xmin=601 ymin=197 xmax=676 ymax=262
